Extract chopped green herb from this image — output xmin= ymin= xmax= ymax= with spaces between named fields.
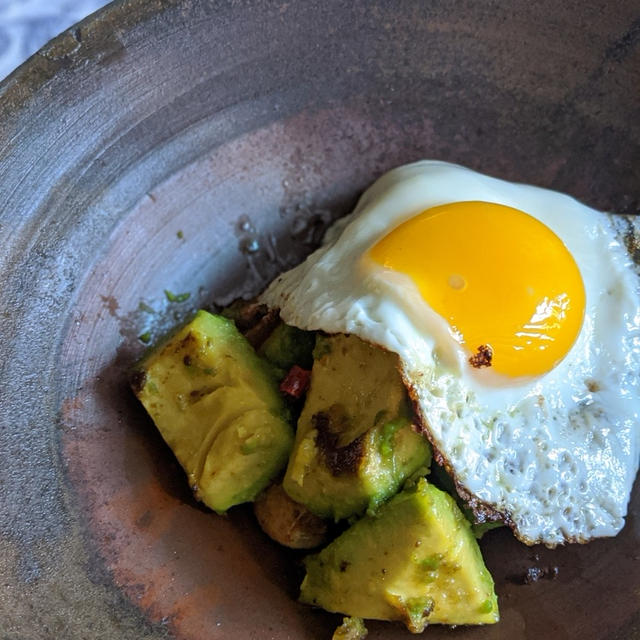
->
xmin=405 ymin=596 xmax=435 ymax=629
xmin=332 ymin=616 xmax=368 ymax=640
xmin=479 ymin=598 xmax=494 ymax=613
xmin=241 ymin=433 xmax=264 ymax=454
xmin=420 ymin=553 xmax=442 ymax=571
xmin=176 ymin=230 xmax=184 ymax=239
xmin=378 ymin=417 xmax=408 ymax=458
xmin=139 ymin=331 xmax=152 ymax=344
xmin=164 ymin=289 xmax=191 ymax=303
xmin=138 ymin=301 xmax=155 ymax=314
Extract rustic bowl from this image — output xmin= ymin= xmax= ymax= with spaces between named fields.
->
xmin=0 ymin=1 xmax=638 ymax=638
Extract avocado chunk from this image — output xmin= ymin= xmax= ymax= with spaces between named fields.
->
xmin=131 ymin=310 xmax=294 ymax=513
xmin=429 ymin=462 xmax=503 ymax=539
xmin=300 ymin=479 xmax=499 ymax=631
xmin=332 ymin=616 xmax=368 ymax=640
xmin=258 ymin=322 xmax=315 ymax=373
xmin=283 ymin=334 xmax=431 ymax=521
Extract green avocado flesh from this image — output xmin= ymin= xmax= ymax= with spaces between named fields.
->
xmin=258 ymin=322 xmax=315 ymax=372
xmin=131 ymin=310 xmax=294 ymax=513
xmin=430 ymin=462 xmax=503 ymax=539
xmin=300 ymin=478 xmax=499 ymax=631
xmin=332 ymin=616 xmax=368 ymax=640
xmin=283 ymin=334 xmax=432 ymax=521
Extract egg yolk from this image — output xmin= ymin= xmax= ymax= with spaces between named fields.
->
xmin=368 ymin=201 xmax=586 ymax=378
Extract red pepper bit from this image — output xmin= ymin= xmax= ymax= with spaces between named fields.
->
xmin=279 ymin=365 xmax=311 ymax=399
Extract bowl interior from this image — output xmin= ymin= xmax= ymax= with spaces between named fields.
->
xmin=1 ymin=1 xmax=639 ymax=638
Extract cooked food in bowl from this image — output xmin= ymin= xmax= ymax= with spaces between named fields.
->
xmin=261 ymin=160 xmax=640 ymax=546
xmin=130 ymin=161 xmax=640 ymax=634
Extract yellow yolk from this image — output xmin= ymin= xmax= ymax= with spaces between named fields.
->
xmin=368 ymin=201 xmax=586 ymax=378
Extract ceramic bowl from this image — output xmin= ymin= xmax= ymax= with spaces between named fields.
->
xmin=0 ymin=1 xmax=638 ymax=638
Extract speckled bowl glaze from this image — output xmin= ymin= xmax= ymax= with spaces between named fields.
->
xmin=0 ymin=1 xmax=638 ymax=639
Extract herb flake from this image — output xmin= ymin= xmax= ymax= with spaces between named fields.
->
xmin=164 ymin=289 xmax=191 ymax=303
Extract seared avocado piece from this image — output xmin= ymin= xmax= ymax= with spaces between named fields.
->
xmin=131 ymin=310 xmax=293 ymax=513
xmin=332 ymin=617 xmax=368 ymax=640
xmin=430 ymin=462 xmax=503 ymax=539
xmin=283 ymin=334 xmax=431 ymax=521
xmin=220 ymin=299 xmax=280 ymax=349
xmin=300 ymin=479 xmax=499 ymax=631
xmin=253 ymin=483 xmax=328 ymax=549
xmin=258 ymin=322 xmax=315 ymax=372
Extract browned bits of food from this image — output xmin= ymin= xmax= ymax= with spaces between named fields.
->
xmin=129 ymin=369 xmax=147 ymax=395
xmin=221 ymin=299 xmax=270 ymax=331
xmin=253 ymin=483 xmax=328 ymax=549
xmin=469 ymin=344 xmax=493 ymax=368
xmin=279 ymin=365 xmax=311 ymax=398
xmin=221 ymin=299 xmax=280 ymax=348
xmin=244 ymin=308 xmax=281 ymax=348
xmin=313 ymin=407 xmax=365 ymax=476
xmin=586 ymin=379 xmax=600 ymax=392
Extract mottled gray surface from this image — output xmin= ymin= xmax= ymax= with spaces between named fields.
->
xmin=0 ymin=0 xmax=638 ymax=638
xmin=0 ymin=0 xmax=109 ymax=80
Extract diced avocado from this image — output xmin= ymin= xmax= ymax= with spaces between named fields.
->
xmin=131 ymin=310 xmax=294 ymax=513
xmin=283 ymin=334 xmax=431 ymax=521
xmin=258 ymin=322 xmax=315 ymax=372
xmin=430 ymin=463 xmax=503 ymax=539
xmin=332 ymin=616 xmax=368 ymax=640
xmin=300 ymin=479 xmax=499 ymax=631
xmin=219 ymin=299 xmax=280 ymax=348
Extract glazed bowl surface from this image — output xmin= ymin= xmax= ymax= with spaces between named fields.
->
xmin=0 ymin=1 xmax=639 ymax=638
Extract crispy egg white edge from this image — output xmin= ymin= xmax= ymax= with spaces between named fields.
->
xmin=261 ymin=160 xmax=640 ymax=546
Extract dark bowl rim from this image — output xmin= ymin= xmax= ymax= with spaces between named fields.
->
xmin=0 ymin=0 xmax=180 ymax=112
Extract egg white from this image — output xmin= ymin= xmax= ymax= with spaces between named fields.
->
xmin=261 ymin=161 xmax=640 ymax=546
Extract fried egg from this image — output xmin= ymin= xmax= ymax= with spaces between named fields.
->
xmin=260 ymin=160 xmax=640 ymax=546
